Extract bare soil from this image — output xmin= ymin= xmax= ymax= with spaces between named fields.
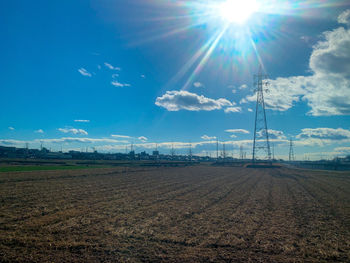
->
xmin=0 ymin=165 xmax=349 ymax=262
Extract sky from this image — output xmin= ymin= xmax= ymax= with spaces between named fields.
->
xmin=1 ymin=0 xmax=350 ymax=160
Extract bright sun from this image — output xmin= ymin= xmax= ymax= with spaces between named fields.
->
xmin=218 ymin=0 xmax=259 ymax=24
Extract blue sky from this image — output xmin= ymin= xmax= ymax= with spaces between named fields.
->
xmin=1 ymin=0 xmax=350 ymax=160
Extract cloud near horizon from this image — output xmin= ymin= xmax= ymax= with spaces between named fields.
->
xmin=58 ymin=128 xmax=88 ymax=135
xmin=138 ymin=136 xmax=148 ymax=142
xmin=111 ymin=134 xmax=132 ymax=139
xmin=295 ymin=127 xmax=350 ymax=146
xmin=201 ymin=135 xmax=216 ymax=140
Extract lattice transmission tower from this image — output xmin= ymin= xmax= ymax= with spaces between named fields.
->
xmin=289 ymin=138 xmax=295 ymax=162
xmin=252 ymin=67 xmax=271 ymax=163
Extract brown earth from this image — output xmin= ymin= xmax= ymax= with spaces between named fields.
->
xmin=0 ymin=165 xmax=349 ymax=262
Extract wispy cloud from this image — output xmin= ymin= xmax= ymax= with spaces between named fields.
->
xmin=58 ymin=128 xmax=88 ymax=135
xmin=111 ymin=80 xmax=131 ymax=88
xmin=257 ymin=129 xmax=286 ymax=140
xmin=35 ymin=129 xmax=44 ymax=134
xmin=224 ymin=107 xmax=242 ymax=113
xmin=138 ymin=136 xmax=148 ymax=142
xmin=334 ymin=146 xmax=350 ymax=154
xmin=8 ymin=127 xmax=15 ymax=130
xmin=140 ymin=74 xmax=146 ymax=78
xmin=155 ymin=90 xmax=232 ymax=112
xmin=111 ymin=134 xmax=132 ymax=139
xmin=78 ymin=68 xmax=92 ymax=77
xmin=74 ymin=120 xmax=90 ymax=123
xmin=193 ymin=82 xmax=203 ymax=88
xmin=201 ymin=135 xmax=216 ymax=140
xmin=338 ymin=9 xmax=350 ymax=25
xmin=104 ymin=62 xmax=121 ymax=71
xmin=225 ymin=129 xmax=250 ymax=134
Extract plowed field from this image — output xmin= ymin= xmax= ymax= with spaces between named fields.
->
xmin=0 ymin=165 xmax=349 ymax=262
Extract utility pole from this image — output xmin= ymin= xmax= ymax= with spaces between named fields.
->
xmin=252 ymin=66 xmax=271 ymax=163
xmin=222 ymin=143 xmax=226 ymax=162
xmin=216 ymin=138 xmax=219 ymax=161
xmin=171 ymin=143 xmax=175 ymax=160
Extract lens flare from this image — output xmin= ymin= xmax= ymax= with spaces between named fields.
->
xmin=218 ymin=0 xmax=260 ymax=24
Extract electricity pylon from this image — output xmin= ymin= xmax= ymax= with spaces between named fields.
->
xmin=289 ymin=138 xmax=295 ymax=162
xmin=252 ymin=67 xmax=271 ymax=163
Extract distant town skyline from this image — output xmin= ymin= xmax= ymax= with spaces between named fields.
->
xmin=1 ymin=0 xmax=350 ymax=160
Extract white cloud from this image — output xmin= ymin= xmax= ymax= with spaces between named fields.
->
xmin=338 ymin=9 xmax=350 ymax=25
xmin=230 ymin=134 xmax=237 ymax=138
xmin=58 ymin=128 xmax=88 ymax=135
xmin=44 ymin=137 xmax=128 ymax=144
xmin=334 ymin=146 xmax=350 ymax=154
xmin=0 ymin=137 xmax=129 ymax=147
xmin=248 ymin=108 xmax=253 ymax=112
xmin=201 ymin=135 xmax=216 ymax=140
xmin=295 ymin=128 xmax=350 ymax=147
xmin=296 ymin=128 xmax=350 ymax=140
xmin=193 ymin=82 xmax=203 ymax=88
xmin=225 ymin=129 xmax=250 ymax=134
xmin=257 ymin=129 xmax=286 ymax=140
xmin=243 ymin=10 xmax=350 ymax=116
xmin=224 ymin=106 xmax=242 ymax=113
xmin=35 ymin=129 xmax=44 ymax=134
xmin=240 ymin=98 xmax=248 ymax=104
xmin=8 ymin=127 xmax=15 ymax=130
xmin=111 ymin=80 xmax=131 ymax=88
xmin=155 ymin=90 xmax=232 ymax=112
xmin=111 ymin=134 xmax=132 ymax=139
xmin=138 ymin=136 xmax=148 ymax=142
xmin=104 ymin=62 xmax=121 ymax=71
xmin=141 ymin=74 xmax=146 ymax=78
xmin=78 ymin=68 xmax=92 ymax=77
xmin=239 ymin=84 xmax=248 ymax=90
xmin=74 ymin=120 xmax=90 ymax=123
